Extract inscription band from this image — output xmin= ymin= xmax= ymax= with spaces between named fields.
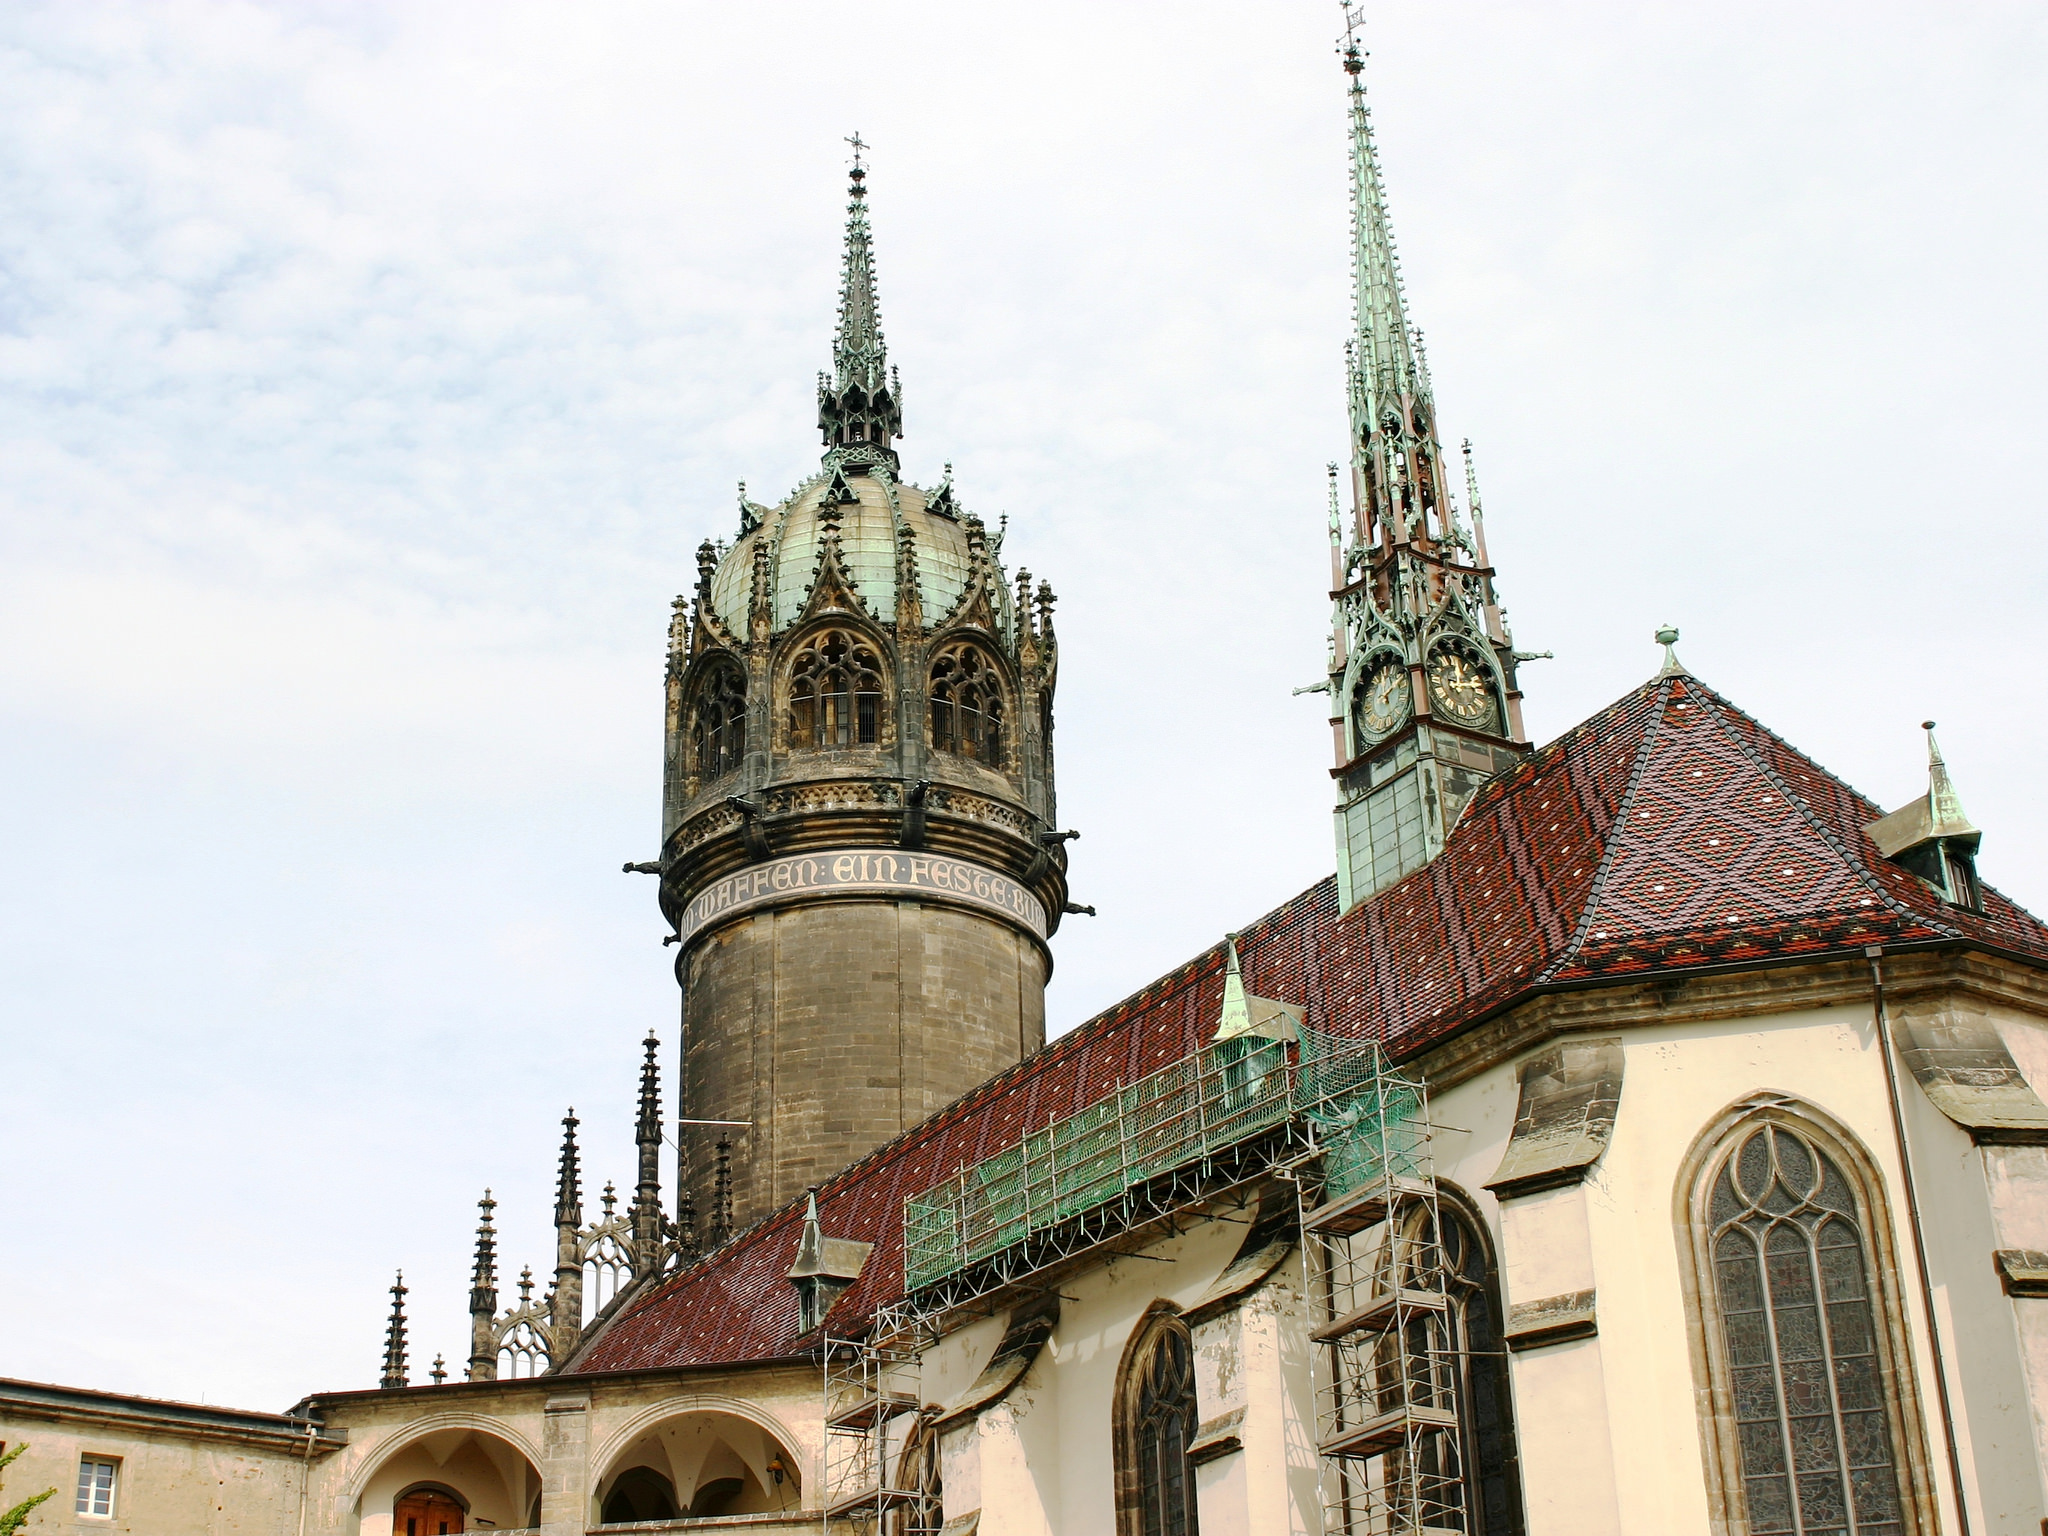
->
xmin=676 ymin=847 xmax=1048 ymax=947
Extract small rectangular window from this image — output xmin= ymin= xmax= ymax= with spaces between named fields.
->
xmin=76 ymin=1455 xmax=118 ymax=1518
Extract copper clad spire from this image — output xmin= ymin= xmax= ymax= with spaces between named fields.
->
xmin=818 ymin=133 xmax=902 ymax=463
xmin=1323 ymin=8 xmax=1535 ymax=912
xmin=1342 ymin=16 xmax=1424 ymax=429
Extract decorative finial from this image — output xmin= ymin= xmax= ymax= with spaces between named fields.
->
xmin=429 ymin=1353 xmax=447 ymax=1385
xmin=1339 ymin=2 xmax=1366 ymax=71
xmin=555 ymin=1108 xmax=582 ymax=1229
xmin=380 ymin=1270 xmax=409 ymax=1390
xmin=1655 ymin=624 xmax=1689 ymax=679
xmin=845 ymin=131 xmax=867 ymax=175
xmin=712 ymin=1134 xmax=735 ymax=1246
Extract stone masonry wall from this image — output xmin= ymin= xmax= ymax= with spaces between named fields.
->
xmin=683 ymin=898 xmax=1046 ymax=1229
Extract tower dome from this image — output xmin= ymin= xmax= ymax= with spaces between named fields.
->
xmin=653 ymin=153 xmax=1068 ymax=1234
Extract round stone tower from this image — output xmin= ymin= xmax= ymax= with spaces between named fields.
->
xmin=656 ymin=157 xmax=1068 ymax=1234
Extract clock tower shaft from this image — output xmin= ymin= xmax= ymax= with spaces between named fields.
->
xmin=1323 ymin=23 xmax=1532 ymax=911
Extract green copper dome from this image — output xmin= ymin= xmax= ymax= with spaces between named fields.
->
xmin=706 ymin=468 xmax=1006 ymax=638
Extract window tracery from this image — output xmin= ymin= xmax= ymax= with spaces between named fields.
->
xmin=929 ymin=643 xmax=1004 ymax=765
xmin=1695 ymin=1119 xmax=1916 ymax=1536
xmin=891 ymin=1415 xmax=943 ymax=1536
xmin=788 ymin=630 xmax=885 ymax=749
xmin=1115 ymin=1309 xmax=1200 ymax=1536
xmin=691 ymin=664 xmax=747 ymax=779
xmin=1323 ymin=1199 xmax=1524 ymax=1534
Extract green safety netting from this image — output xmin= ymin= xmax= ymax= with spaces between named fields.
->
xmin=903 ymin=1029 xmax=1426 ymax=1292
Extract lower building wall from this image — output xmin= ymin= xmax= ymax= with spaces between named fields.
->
xmin=0 ymin=1415 xmax=318 ymax=1536
xmin=1425 ymin=998 xmax=2048 ymax=1536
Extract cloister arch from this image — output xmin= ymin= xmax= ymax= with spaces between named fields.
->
xmin=347 ymin=1414 xmax=542 ymax=1536
xmin=592 ymin=1399 xmax=804 ymax=1524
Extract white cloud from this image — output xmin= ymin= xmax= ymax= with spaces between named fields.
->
xmin=3 ymin=0 xmax=2044 ymax=1407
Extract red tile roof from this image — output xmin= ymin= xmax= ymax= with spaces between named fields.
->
xmin=567 ymin=672 xmax=2048 ymax=1373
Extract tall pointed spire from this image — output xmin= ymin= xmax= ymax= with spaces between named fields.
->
xmin=552 ymin=1109 xmax=585 ymax=1359
xmin=817 ymin=134 xmax=903 ymax=464
xmin=631 ymin=1033 xmax=664 ymax=1278
xmin=1343 ymin=18 xmax=1423 ymax=430
xmin=1322 ymin=9 xmax=1534 ymax=914
xmin=467 ymin=1190 xmax=499 ymax=1382
xmin=380 ymin=1271 xmax=409 ymax=1390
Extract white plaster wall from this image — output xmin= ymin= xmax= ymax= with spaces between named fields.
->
xmin=1032 ymin=1213 xmax=1249 ymax=1535
xmin=1428 ymin=1003 xmax=2048 ymax=1536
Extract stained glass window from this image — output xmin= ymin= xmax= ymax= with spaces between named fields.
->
xmin=1709 ymin=1124 xmax=1905 ymax=1536
xmin=1118 ymin=1313 xmax=1200 ymax=1536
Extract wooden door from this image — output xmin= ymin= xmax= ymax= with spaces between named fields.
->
xmin=392 ymin=1489 xmax=465 ymax=1536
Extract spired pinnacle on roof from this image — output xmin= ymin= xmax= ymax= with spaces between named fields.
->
xmin=1920 ymin=722 xmax=1977 ymax=839
xmin=1866 ymin=720 xmax=1985 ymax=911
xmin=380 ymin=1270 xmax=409 ymax=1390
xmin=817 ymin=132 xmax=902 ymax=465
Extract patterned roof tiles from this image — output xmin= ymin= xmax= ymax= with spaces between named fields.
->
xmin=566 ymin=673 xmax=2047 ymax=1372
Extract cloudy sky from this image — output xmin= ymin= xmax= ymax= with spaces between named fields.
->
xmin=4 ymin=2 xmax=2043 ymax=1410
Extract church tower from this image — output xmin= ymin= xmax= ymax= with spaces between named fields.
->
xmin=1324 ymin=23 xmax=1533 ymax=910
xmin=651 ymin=150 xmax=1070 ymax=1234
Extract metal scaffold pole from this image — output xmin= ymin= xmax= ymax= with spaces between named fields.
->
xmin=822 ymin=1301 xmax=939 ymax=1536
xmin=1294 ymin=1038 xmax=1466 ymax=1536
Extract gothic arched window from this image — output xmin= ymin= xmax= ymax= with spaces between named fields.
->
xmin=691 ymin=664 xmax=746 ymax=779
xmin=892 ymin=1416 xmax=943 ymax=1536
xmin=1683 ymin=1104 xmax=1934 ymax=1536
xmin=1436 ymin=1205 xmax=1524 ymax=1534
xmin=929 ymin=643 xmax=1005 ymax=765
xmin=1115 ymin=1308 xmax=1200 ymax=1536
xmin=1311 ymin=1193 xmax=1523 ymax=1535
xmin=788 ymin=630 xmax=884 ymax=749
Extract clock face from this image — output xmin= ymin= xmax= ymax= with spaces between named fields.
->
xmin=1426 ymin=644 xmax=1497 ymax=728
xmin=1355 ymin=658 xmax=1412 ymax=741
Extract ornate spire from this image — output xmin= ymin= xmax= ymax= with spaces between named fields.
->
xmin=467 ymin=1190 xmax=499 ymax=1382
xmin=380 ymin=1271 xmax=409 ymax=1390
xmin=1342 ymin=13 xmax=1423 ymax=433
xmin=1321 ymin=9 xmax=1534 ymax=915
xmin=817 ymin=135 xmax=903 ymax=463
xmin=555 ymin=1109 xmax=582 ymax=1229
xmin=552 ymin=1108 xmax=585 ymax=1359
xmin=629 ymin=1033 xmax=665 ymax=1278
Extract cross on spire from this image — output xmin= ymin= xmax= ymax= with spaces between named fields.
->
xmin=845 ymin=131 xmax=867 ymax=169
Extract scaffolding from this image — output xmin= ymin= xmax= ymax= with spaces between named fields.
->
xmin=904 ymin=1034 xmax=1301 ymax=1298
xmin=1296 ymin=1036 xmax=1466 ymax=1536
xmin=821 ymin=1301 xmax=940 ymax=1536
xmin=893 ymin=1024 xmax=1464 ymax=1533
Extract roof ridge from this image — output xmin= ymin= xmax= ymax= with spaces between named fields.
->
xmin=1687 ymin=679 xmax=1961 ymax=942
xmin=1535 ymin=677 xmax=1672 ymax=984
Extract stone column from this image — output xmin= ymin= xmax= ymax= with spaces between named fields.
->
xmin=540 ymin=1393 xmax=591 ymax=1536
